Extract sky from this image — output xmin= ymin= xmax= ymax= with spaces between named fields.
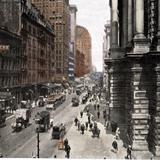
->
xmin=70 ymin=0 xmax=110 ymax=72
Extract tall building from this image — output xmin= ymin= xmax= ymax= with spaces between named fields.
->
xmin=75 ymin=25 xmax=92 ymax=77
xmin=106 ymin=0 xmax=160 ymax=158
xmin=0 ymin=0 xmax=54 ymax=102
xmin=68 ymin=5 xmax=77 ymax=81
xmin=31 ymin=0 xmax=70 ymax=82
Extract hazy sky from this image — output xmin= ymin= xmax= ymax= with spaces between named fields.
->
xmin=70 ymin=0 xmax=110 ymax=71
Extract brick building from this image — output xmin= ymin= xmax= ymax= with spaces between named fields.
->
xmin=31 ymin=0 xmax=70 ymax=82
xmin=76 ymin=25 xmax=92 ymax=77
xmin=0 ymin=0 xmax=55 ymax=102
xmin=105 ymin=0 xmax=160 ymax=158
xmin=75 ymin=50 xmax=85 ymax=77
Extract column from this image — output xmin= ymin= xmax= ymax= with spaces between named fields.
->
xmin=122 ymin=0 xmax=128 ymax=46
xmin=133 ymin=0 xmax=150 ymax=54
xmin=157 ymin=0 xmax=160 ymax=51
xmin=128 ymin=0 xmax=132 ymax=42
xmin=111 ymin=0 xmax=118 ymax=47
xmin=135 ymin=0 xmax=144 ymax=38
xmin=154 ymin=64 xmax=160 ymax=157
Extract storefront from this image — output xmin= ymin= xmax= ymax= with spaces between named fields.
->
xmin=0 ymin=91 xmax=13 ymax=110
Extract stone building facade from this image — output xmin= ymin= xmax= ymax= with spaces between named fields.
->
xmin=0 ymin=28 xmax=22 ymax=106
xmin=31 ymin=0 xmax=70 ymax=82
xmin=105 ymin=0 xmax=160 ymax=158
xmin=75 ymin=25 xmax=92 ymax=77
xmin=0 ymin=0 xmax=54 ymax=102
xmin=68 ymin=5 xmax=77 ymax=81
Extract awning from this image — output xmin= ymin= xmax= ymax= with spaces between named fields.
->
xmin=41 ymin=83 xmax=62 ymax=89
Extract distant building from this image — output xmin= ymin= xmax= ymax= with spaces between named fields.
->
xmin=68 ymin=5 xmax=77 ymax=81
xmin=75 ymin=25 xmax=92 ymax=77
xmin=75 ymin=50 xmax=85 ymax=77
xmin=32 ymin=0 xmax=70 ymax=82
xmin=0 ymin=0 xmax=55 ymax=102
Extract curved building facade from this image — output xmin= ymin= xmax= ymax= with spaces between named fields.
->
xmin=75 ymin=25 xmax=92 ymax=77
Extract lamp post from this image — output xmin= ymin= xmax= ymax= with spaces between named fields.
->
xmin=36 ymin=128 xmax=40 ymax=158
xmin=35 ymin=118 xmax=40 ymax=158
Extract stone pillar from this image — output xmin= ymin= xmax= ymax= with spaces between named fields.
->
xmin=128 ymin=0 xmax=132 ymax=43
xmin=131 ymin=63 xmax=149 ymax=151
xmin=157 ymin=0 xmax=160 ymax=51
xmin=133 ymin=0 xmax=150 ymax=54
xmin=135 ymin=0 xmax=144 ymax=37
xmin=122 ymin=0 xmax=128 ymax=46
xmin=111 ymin=0 xmax=118 ymax=47
xmin=154 ymin=64 xmax=160 ymax=157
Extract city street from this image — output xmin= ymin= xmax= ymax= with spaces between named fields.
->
xmin=51 ymin=100 xmax=127 ymax=159
xmin=0 ymin=91 xmax=128 ymax=159
xmin=0 ymin=93 xmax=74 ymax=158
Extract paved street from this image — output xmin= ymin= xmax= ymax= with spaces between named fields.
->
xmin=51 ymin=100 xmax=127 ymax=159
xmin=0 ymin=93 xmax=128 ymax=159
xmin=0 ymin=93 xmax=73 ymax=158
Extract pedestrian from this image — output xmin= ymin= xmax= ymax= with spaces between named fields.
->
xmin=103 ymin=110 xmax=106 ymax=119
xmin=77 ymin=120 xmax=80 ymax=131
xmin=112 ymin=139 xmax=118 ymax=153
xmin=74 ymin=117 xmax=78 ymax=126
xmin=89 ymin=122 xmax=93 ymax=131
xmin=81 ymin=124 xmax=85 ymax=134
xmin=126 ymin=145 xmax=132 ymax=159
xmin=85 ymin=121 xmax=88 ymax=130
xmin=65 ymin=144 xmax=71 ymax=158
xmin=115 ymin=127 xmax=120 ymax=140
xmin=0 ymin=153 xmax=3 ymax=158
xmin=64 ymin=138 xmax=68 ymax=150
xmin=97 ymin=104 xmax=100 ymax=110
xmin=54 ymin=155 xmax=57 ymax=158
xmin=80 ymin=111 xmax=83 ymax=118
xmin=94 ymin=104 xmax=96 ymax=110
xmin=88 ymin=115 xmax=91 ymax=124
xmin=86 ymin=107 xmax=89 ymax=115
xmin=97 ymin=111 xmax=100 ymax=119
xmin=105 ymin=120 xmax=110 ymax=130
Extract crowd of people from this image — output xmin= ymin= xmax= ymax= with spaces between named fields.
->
xmin=56 ymin=94 xmax=132 ymax=159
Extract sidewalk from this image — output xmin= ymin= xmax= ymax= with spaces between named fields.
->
xmin=51 ymin=101 xmax=127 ymax=159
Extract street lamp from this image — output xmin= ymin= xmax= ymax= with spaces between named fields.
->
xmin=35 ymin=118 xmax=40 ymax=158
